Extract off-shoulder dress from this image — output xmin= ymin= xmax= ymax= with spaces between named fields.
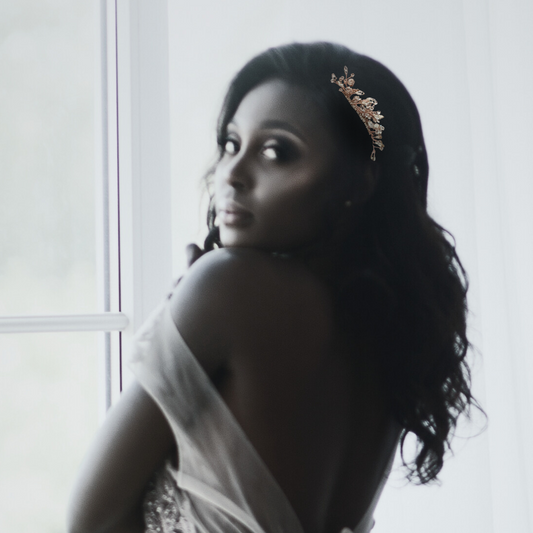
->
xmin=129 ymin=299 xmax=395 ymax=533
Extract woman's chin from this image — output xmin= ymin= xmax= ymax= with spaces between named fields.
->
xmin=219 ymin=227 xmax=256 ymax=249
xmin=220 ymin=235 xmax=272 ymax=251
xmin=219 ymin=235 xmax=254 ymax=249
xmin=219 ymin=227 xmax=305 ymax=253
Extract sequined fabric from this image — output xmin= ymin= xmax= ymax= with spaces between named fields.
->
xmin=143 ymin=460 xmax=194 ymax=533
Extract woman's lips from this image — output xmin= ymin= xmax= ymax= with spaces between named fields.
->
xmin=218 ymin=203 xmax=253 ymax=227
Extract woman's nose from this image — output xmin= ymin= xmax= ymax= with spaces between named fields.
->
xmin=227 ymin=171 xmax=246 ymax=191
xmin=224 ymin=153 xmax=253 ymax=191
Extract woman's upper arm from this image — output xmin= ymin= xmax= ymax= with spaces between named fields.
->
xmin=67 ymin=381 xmax=175 ymax=533
xmin=67 ymin=247 xmax=324 ymax=533
xmin=67 ymin=251 xmax=237 ymax=533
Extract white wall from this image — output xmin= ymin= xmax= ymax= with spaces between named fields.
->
xmin=167 ymin=1 xmax=533 ymax=531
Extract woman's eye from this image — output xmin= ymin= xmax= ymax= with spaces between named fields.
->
xmin=262 ymin=146 xmax=279 ymax=160
xmin=224 ymin=139 xmax=239 ymax=155
xmin=262 ymin=139 xmax=295 ymax=162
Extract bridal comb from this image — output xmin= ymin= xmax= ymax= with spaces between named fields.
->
xmin=331 ymin=66 xmax=385 ymax=161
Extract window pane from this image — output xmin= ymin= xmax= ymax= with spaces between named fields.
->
xmin=0 ymin=1 xmax=97 ymax=314
xmin=0 ymin=332 xmax=100 ymax=533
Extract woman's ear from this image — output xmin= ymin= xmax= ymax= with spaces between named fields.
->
xmin=346 ymin=160 xmax=379 ymax=206
xmin=361 ymin=161 xmax=379 ymax=203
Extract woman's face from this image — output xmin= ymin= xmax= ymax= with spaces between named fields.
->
xmin=214 ymin=79 xmax=339 ymax=251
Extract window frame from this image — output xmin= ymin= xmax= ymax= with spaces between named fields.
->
xmin=0 ymin=0 xmax=173 ymax=416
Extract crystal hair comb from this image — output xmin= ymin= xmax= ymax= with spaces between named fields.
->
xmin=331 ymin=66 xmax=385 ymax=161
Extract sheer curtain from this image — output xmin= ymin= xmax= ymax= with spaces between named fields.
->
xmin=462 ymin=1 xmax=533 ymax=530
xmin=167 ymin=1 xmax=533 ymax=532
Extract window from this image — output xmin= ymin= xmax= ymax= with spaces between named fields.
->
xmin=0 ymin=2 xmax=105 ymax=531
xmin=0 ymin=1 xmax=171 ymax=530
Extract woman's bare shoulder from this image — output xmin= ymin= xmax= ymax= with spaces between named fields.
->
xmin=170 ymin=247 xmax=330 ymax=314
xmin=169 ymin=248 xmax=333 ymax=367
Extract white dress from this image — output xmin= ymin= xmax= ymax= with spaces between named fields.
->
xmin=129 ymin=300 xmax=394 ymax=533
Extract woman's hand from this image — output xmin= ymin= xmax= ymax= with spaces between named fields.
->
xmin=168 ymin=244 xmax=206 ymax=298
xmin=185 ymin=243 xmax=205 ymax=267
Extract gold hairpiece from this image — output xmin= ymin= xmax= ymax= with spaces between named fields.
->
xmin=331 ymin=66 xmax=384 ymax=161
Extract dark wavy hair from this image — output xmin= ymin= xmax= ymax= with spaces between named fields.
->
xmin=202 ymin=42 xmax=483 ymax=484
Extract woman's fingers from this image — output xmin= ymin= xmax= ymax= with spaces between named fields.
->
xmin=167 ymin=245 xmax=205 ymax=299
xmin=186 ymin=244 xmax=204 ymax=267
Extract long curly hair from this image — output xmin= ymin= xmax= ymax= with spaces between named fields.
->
xmin=202 ymin=42 xmax=483 ymax=484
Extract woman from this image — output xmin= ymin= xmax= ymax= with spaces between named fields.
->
xmin=68 ymin=42 xmax=480 ymax=533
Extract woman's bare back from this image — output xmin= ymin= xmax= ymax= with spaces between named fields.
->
xmin=170 ymin=248 xmax=400 ymax=533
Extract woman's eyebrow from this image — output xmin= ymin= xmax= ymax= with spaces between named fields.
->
xmin=259 ymin=119 xmax=307 ymax=142
xmin=227 ymin=118 xmax=308 ymax=144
